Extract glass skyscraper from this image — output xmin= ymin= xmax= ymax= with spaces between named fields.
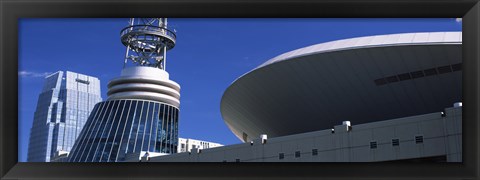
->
xmin=27 ymin=71 xmax=102 ymax=162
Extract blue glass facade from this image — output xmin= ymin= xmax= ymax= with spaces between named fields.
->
xmin=68 ymin=99 xmax=179 ymax=162
xmin=27 ymin=71 xmax=102 ymax=162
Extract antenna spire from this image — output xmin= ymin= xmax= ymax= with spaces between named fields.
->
xmin=120 ymin=18 xmax=176 ymax=70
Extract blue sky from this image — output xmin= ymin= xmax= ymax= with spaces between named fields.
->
xmin=18 ymin=18 xmax=462 ymax=162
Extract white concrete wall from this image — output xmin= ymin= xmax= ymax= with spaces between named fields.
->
xmin=148 ymin=106 xmax=461 ymax=162
xmin=177 ymin=138 xmax=223 ymax=153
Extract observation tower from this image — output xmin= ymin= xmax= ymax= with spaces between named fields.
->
xmin=68 ymin=18 xmax=181 ymax=162
xmin=109 ymin=18 xmax=180 ymax=107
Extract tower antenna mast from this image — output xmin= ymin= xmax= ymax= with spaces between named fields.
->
xmin=120 ymin=18 xmax=176 ymax=70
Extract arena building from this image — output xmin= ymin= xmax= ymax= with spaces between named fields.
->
xmin=146 ymin=32 xmax=462 ymax=162
xmin=221 ymin=32 xmax=462 ymax=142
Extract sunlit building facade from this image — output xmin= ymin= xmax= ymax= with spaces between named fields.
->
xmin=178 ymin=138 xmax=223 ymax=153
xmin=27 ymin=71 xmax=102 ymax=162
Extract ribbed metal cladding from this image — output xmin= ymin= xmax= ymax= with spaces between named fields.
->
xmin=67 ymin=99 xmax=179 ymax=162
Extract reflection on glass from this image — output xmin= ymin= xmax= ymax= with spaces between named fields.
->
xmin=68 ymin=100 xmax=179 ymax=162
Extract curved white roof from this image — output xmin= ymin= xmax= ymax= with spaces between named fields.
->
xmin=260 ymin=32 xmax=461 ymax=69
xmin=221 ymin=32 xmax=462 ymax=142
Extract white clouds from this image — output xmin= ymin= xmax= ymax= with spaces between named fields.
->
xmin=456 ymin=18 xmax=462 ymax=23
xmin=18 ymin=71 xmax=52 ymax=78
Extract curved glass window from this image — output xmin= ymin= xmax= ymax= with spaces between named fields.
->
xmin=68 ymin=100 xmax=179 ymax=162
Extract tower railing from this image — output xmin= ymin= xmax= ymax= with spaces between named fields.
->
xmin=120 ymin=25 xmax=176 ymax=50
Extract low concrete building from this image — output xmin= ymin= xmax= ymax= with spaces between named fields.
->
xmin=145 ymin=105 xmax=461 ymax=162
xmin=50 ymin=150 xmax=69 ymax=162
xmin=123 ymin=138 xmax=223 ymax=162
xmin=177 ymin=138 xmax=223 ymax=153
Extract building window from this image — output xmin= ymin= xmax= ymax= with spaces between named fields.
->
xmin=75 ymin=78 xmax=90 ymax=85
xmin=279 ymin=153 xmax=284 ymax=160
xmin=374 ymin=78 xmax=387 ymax=86
xmin=295 ymin=151 xmax=301 ymax=158
xmin=415 ymin=135 xmax=424 ymax=144
xmin=392 ymin=139 xmax=399 ymax=146
xmin=386 ymin=75 xmax=399 ymax=83
xmin=452 ymin=63 xmax=462 ymax=71
xmin=370 ymin=141 xmax=377 ymax=149
xmin=398 ymin=73 xmax=411 ymax=81
xmin=424 ymin=68 xmax=438 ymax=76
xmin=312 ymin=149 xmax=318 ymax=156
xmin=375 ymin=63 xmax=462 ymax=86
xmin=437 ymin=65 xmax=452 ymax=74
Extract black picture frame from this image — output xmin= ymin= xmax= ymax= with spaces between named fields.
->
xmin=1 ymin=0 xmax=479 ymax=179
